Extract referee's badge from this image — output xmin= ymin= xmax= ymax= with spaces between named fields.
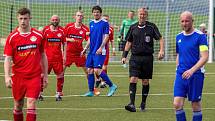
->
xmin=145 ymin=36 xmax=151 ymax=42
xmin=30 ymin=36 xmax=37 ymax=42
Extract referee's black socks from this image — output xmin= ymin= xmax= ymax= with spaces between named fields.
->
xmin=129 ymin=83 xmax=137 ymax=105
xmin=142 ymin=84 xmax=149 ymax=104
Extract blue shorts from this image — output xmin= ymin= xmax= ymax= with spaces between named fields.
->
xmin=173 ymin=73 xmax=204 ymax=102
xmin=86 ymin=54 xmax=106 ymax=69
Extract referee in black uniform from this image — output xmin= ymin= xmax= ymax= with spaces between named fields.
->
xmin=122 ymin=7 xmax=164 ymax=112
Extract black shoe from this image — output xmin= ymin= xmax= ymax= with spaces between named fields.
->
xmin=125 ymin=104 xmax=136 ymax=112
xmin=56 ymin=95 xmax=62 ymax=101
xmin=140 ymin=102 xmax=146 ymax=112
xmin=100 ymin=82 xmax=107 ymax=88
xmin=38 ymin=95 xmax=44 ymax=101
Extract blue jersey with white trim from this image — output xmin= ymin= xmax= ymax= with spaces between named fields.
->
xmin=176 ymin=29 xmax=208 ymax=74
xmin=89 ymin=19 xmax=109 ymax=54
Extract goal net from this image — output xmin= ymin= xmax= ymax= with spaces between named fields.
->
xmin=0 ymin=0 xmax=210 ymax=61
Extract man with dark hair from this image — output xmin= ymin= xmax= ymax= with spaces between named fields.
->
xmin=122 ymin=7 xmax=164 ymax=112
xmin=4 ymin=7 xmax=48 ymax=121
xmin=82 ymin=5 xmax=117 ymax=97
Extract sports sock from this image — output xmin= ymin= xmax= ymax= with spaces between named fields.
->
xmin=57 ymin=77 xmax=64 ymax=92
xmin=142 ymin=84 xmax=149 ymax=104
xmin=99 ymin=71 xmax=113 ymax=87
xmin=176 ymin=109 xmax=186 ymax=121
xmin=88 ymin=74 xmax=95 ymax=91
xmin=13 ymin=109 xmax=23 ymax=121
xmin=26 ymin=109 xmax=36 ymax=121
xmin=129 ymin=83 xmax=137 ymax=105
xmin=192 ymin=111 xmax=202 ymax=121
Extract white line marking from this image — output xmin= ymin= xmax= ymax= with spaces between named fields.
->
xmin=0 ymin=107 xmax=215 ymax=111
xmin=1 ymin=93 xmax=215 ymax=100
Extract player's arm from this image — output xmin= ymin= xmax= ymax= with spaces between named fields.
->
xmin=110 ymin=40 xmax=116 ymax=56
xmin=182 ymin=45 xmax=208 ymax=79
xmin=96 ymin=34 xmax=109 ymax=54
xmin=119 ymin=20 xmax=125 ymax=37
xmin=41 ymin=52 xmax=48 ymax=88
xmin=158 ymin=37 xmax=165 ymax=60
xmin=121 ymin=41 xmax=132 ymax=64
xmin=81 ymin=38 xmax=90 ymax=56
xmin=4 ymin=56 xmax=12 ymax=88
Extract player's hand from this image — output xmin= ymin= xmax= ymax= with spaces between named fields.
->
xmin=81 ymin=48 xmax=87 ymax=56
xmin=158 ymin=50 xmax=164 ymax=60
xmin=121 ymin=57 xmax=127 ymax=64
xmin=96 ymin=47 xmax=102 ymax=55
xmin=43 ymin=75 xmax=48 ymax=89
xmin=5 ymin=76 xmax=12 ymax=88
xmin=182 ymin=69 xmax=194 ymax=79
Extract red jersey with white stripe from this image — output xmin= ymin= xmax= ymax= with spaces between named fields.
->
xmin=64 ymin=22 xmax=89 ymax=56
xmin=43 ymin=25 xmax=65 ymax=62
xmin=106 ymin=26 xmax=114 ymax=54
xmin=4 ymin=28 xmax=44 ymax=78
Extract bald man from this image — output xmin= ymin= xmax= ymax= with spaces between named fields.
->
xmin=173 ymin=11 xmax=208 ymax=121
xmin=39 ymin=15 xmax=66 ymax=101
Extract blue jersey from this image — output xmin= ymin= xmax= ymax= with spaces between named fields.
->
xmin=89 ymin=19 xmax=109 ymax=55
xmin=176 ymin=29 xmax=208 ymax=74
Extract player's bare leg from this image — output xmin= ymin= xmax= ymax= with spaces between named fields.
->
xmin=173 ymin=97 xmax=186 ymax=121
xmin=26 ymin=98 xmax=37 ymax=121
xmin=13 ymin=99 xmax=24 ymax=121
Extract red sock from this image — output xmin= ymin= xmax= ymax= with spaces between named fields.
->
xmin=40 ymin=77 xmax=43 ymax=92
xmin=26 ymin=109 xmax=36 ymax=121
xmin=57 ymin=77 xmax=64 ymax=92
xmin=13 ymin=109 xmax=23 ymax=121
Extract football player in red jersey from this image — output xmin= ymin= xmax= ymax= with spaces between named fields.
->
xmin=64 ymin=11 xmax=89 ymax=79
xmin=94 ymin=14 xmax=116 ymax=95
xmin=39 ymin=15 xmax=66 ymax=101
xmin=4 ymin=7 xmax=48 ymax=121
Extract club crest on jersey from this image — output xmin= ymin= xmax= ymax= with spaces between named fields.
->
xmin=145 ymin=36 xmax=151 ymax=42
xmin=79 ymin=30 xmax=83 ymax=34
xmin=57 ymin=33 xmax=62 ymax=37
xmin=30 ymin=36 xmax=37 ymax=42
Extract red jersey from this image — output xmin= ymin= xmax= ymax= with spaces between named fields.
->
xmin=4 ymin=28 xmax=44 ymax=78
xmin=64 ymin=22 xmax=89 ymax=56
xmin=43 ymin=25 xmax=65 ymax=62
xmin=106 ymin=26 xmax=114 ymax=54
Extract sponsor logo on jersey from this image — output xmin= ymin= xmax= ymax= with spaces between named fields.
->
xmin=79 ymin=30 xmax=83 ymax=34
xmin=48 ymin=38 xmax=61 ymax=42
xmin=17 ymin=44 xmax=37 ymax=51
xmin=57 ymin=33 xmax=62 ymax=37
xmin=69 ymin=34 xmax=83 ymax=39
xmin=145 ymin=36 xmax=151 ymax=42
xmin=30 ymin=36 xmax=37 ymax=42
xmin=178 ymin=39 xmax=182 ymax=43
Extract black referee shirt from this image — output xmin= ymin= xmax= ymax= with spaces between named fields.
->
xmin=125 ymin=21 xmax=162 ymax=56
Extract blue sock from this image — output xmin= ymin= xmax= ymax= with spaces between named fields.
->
xmin=176 ymin=109 xmax=186 ymax=121
xmin=99 ymin=71 xmax=113 ymax=87
xmin=88 ymin=74 xmax=95 ymax=91
xmin=192 ymin=111 xmax=202 ymax=121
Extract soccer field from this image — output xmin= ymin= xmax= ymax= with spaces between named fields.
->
xmin=0 ymin=62 xmax=215 ymax=121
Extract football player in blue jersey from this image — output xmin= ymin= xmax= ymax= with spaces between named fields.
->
xmin=81 ymin=5 xmax=117 ymax=97
xmin=173 ymin=11 xmax=208 ymax=121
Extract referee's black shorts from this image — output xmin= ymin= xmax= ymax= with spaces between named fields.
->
xmin=129 ymin=55 xmax=153 ymax=79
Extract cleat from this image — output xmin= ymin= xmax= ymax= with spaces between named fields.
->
xmin=94 ymin=88 xmax=101 ymax=96
xmin=107 ymin=84 xmax=117 ymax=97
xmin=125 ymin=104 xmax=136 ymax=112
xmin=38 ymin=94 xmax=44 ymax=101
xmin=100 ymin=82 xmax=107 ymax=88
xmin=83 ymin=91 xmax=94 ymax=97
xmin=56 ymin=95 xmax=62 ymax=101
xmin=140 ymin=102 xmax=146 ymax=112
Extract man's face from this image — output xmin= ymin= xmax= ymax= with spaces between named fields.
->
xmin=93 ymin=10 xmax=101 ymax=20
xmin=128 ymin=12 xmax=134 ymax=19
xmin=17 ymin=14 xmax=31 ymax=29
xmin=180 ymin=15 xmax=193 ymax=32
xmin=75 ymin=12 xmax=84 ymax=23
xmin=50 ymin=16 xmax=60 ymax=27
xmin=138 ymin=9 xmax=147 ymax=24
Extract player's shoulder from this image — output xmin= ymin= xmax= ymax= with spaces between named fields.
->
xmin=58 ymin=26 xmax=65 ymax=32
xmin=32 ymin=28 xmax=43 ymax=38
xmin=65 ymin=22 xmax=75 ymax=28
xmin=130 ymin=22 xmax=138 ymax=28
xmin=82 ymin=24 xmax=89 ymax=31
xmin=194 ymin=29 xmax=205 ymax=35
xmin=7 ymin=28 xmax=19 ymax=42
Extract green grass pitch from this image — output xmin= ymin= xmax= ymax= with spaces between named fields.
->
xmin=0 ymin=62 xmax=215 ymax=121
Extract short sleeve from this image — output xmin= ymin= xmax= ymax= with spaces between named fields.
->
xmin=125 ymin=26 xmax=133 ymax=42
xmin=4 ymin=36 xmax=13 ymax=56
xmin=104 ymin=22 xmax=109 ymax=35
xmin=153 ymin=24 xmax=162 ymax=40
